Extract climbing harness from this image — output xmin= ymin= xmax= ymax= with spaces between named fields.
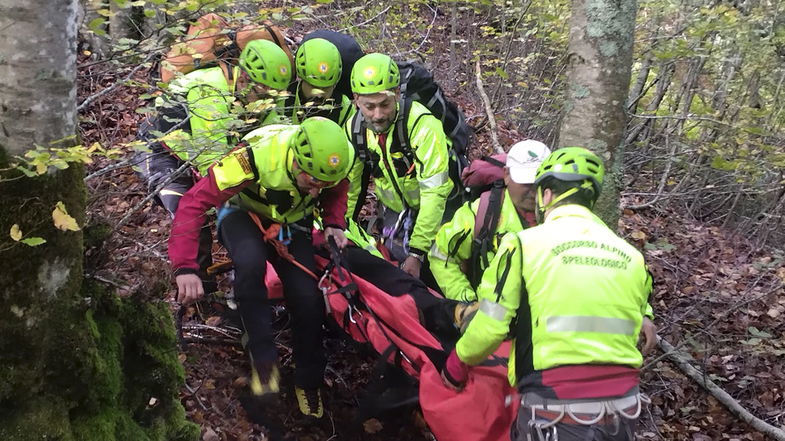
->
xmin=520 ymin=393 xmax=651 ymax=441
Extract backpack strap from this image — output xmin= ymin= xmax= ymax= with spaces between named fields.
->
xmin=468 ymin=182 xmax=505 ymax=287
xmin=426 ymin=88 xmax=447 ymax=126
xmin=214 ymin=29 xmax=239 ymax=60
xmin=479 ymin=154 xmax=506 ymax=168
xmin=263 ymin=24 xmax=283 ymax=49
xmin=390 ymin=97 xmax=431 ymax=175
xmin=350 ymin=111 xmax=374 ymax=220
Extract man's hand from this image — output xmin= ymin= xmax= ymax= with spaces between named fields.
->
xmin=440 ymin=349 xmax=468 ymax=391
xmin=324 ymin=227 xmax=348 ymax=249
xmin=176 ymin=273 xmax=205 ymax=304
xmin=400 ymin=255 xmax=422 ymax=278
xmin=640 ymin=317 xmax=657 ymax=355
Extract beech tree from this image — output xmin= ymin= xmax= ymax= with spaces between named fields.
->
xmin=558 ymin=0 xmax=638 ymax=226
xmin=0 ymin=1 xmax=196 ymax=439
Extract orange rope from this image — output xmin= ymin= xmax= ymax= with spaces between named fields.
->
xmin=247 ymin=212 xmax=320 ymax=280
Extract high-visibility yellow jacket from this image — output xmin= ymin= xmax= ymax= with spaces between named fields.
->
xmin=429 ymin=190 xmax=530 ymax=302
xmin=455 ymin=204 xmax=653 ymax=387
xmin=345 ymin=101 xmax=453 ymax=254
xmin=157 ymin=66 xmax=285 ymax=174
xmin=169 ymin=124 xmax=350 ymax=272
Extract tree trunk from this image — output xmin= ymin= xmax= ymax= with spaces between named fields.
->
xmin=0 ymin=1 xmax=197 ymax=439
xmin=558 ymin=0 xmax=638 ymax=227
xmin=80 ymin=0 xmax=111 ymax=58
xmin=109 ymin=0 xmax=137 ymax=41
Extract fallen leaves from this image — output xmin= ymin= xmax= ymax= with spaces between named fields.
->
xmin=202 ymin=428 xmax=220 ymax=441
xmin=623 ymin=196 xmax=784 ymax=439
xmin=363 ymin=418 xmax=384 ymax=434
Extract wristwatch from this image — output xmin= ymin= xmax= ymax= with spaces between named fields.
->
xmin=407 ymin=251 xmax=425 ymax=263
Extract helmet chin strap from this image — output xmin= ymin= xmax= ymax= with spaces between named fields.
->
xmin=535 ymin=180 xmax=596 ymax=223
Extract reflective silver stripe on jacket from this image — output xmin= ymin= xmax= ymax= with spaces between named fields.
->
xmin=378 ymin=188 xmax=395 ymax=202
xmin=419 ymin=171 xmax=449 ymax=189
xmin=545 ymin=316 xmax=636 ymax=335
xmin=429 ymin=243 xmax=449 ymax=261
xmin=479 ymin=299 xmax=507 ymax=321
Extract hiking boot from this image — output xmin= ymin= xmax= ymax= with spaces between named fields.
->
xmin=250 ymin=361 xmax=280 ymax=396
xmin=454 ymin=301 xmax=480 ymax=334
xmin=295 ymin=386 xmax=324 ymax=418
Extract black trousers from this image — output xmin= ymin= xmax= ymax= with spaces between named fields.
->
xmin=338 ymin=246 xmax=460 ymax=345
xmin=219 ymin=210 xmax=326 ymax=389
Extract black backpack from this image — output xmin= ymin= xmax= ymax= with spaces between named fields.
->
xmin=301 ymin=30 xmax=364 ymax=100
xmin=349 ymin=61 xmax=473 ymax=220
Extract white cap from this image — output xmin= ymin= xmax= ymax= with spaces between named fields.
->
xmin=506 ymin=140 xmax=551 ymax=184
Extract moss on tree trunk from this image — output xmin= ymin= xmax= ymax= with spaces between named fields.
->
xmin=0 ymin=165 xmax=197 ymax=440
xmin=0 ymin=281 xmax=198 ymax=441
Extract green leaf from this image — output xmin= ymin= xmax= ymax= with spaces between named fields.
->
xmin=88 ymin=17 xmax=107 ymax=36
xmin=644 ymin=239 xmax=676 ymax=252
xmin=21 ymin=237 xmax=46 ymax=246
xmin=143 ymin=8 xmax=157 ymax=18
xmin=710 ymin=155 xmax=738 ymax=171
xmin=15 ymin=165 xmax=37 ymax=177
xmin=748 ymin=327 xmax=772 ymax=339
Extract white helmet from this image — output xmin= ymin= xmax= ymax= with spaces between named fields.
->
xmin=506 ymin=140 xmax=551 ymax=184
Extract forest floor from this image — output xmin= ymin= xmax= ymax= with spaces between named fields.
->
xmin=77 ymin=34 xmax=784 ymax=441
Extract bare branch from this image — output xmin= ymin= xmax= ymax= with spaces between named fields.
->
xmin=625 ymin=136 xmax=680 ymax=210
xmin=475 ymin=60 xmax=503 ymax=154
xmin=491 ymin=1 xmax=533 ymax=106
xmin=658 ymin=337 xmax=785 ymax=441
xmin=77 ymin=52 xmax=157 ymax=112
xmin=628 ymin=112 xmax=732 ymax=127
xmin=84 ymin=112 xmax=191 ymax=182
xmin=112 ymin=160 xmax=192 ymax=232
xmin=396 ymin=4 xmax=439 ymax=58
xmin=337 ymin=6 xmax=391 ymax=33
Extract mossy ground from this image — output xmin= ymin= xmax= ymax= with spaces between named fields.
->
xmin=0 ymin=282 xmax=199 ymax=441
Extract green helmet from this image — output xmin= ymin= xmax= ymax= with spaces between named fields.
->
xmin=238 ymin=40 xmax=292 ymax=90
xmin=534 ymin=147 xmax=605 ymax=194
xmin=350 ymin=53 xmax=400 ymax=94
xmin=292 ymin=117 xmax=355 ymax=182
xmin=295 ymin=38 xmax=342 ymax=88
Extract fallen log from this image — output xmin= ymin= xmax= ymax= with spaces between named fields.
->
xmin=659 ymin=337 xmax=785 ymax=440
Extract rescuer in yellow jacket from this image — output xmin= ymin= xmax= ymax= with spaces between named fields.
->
xmin=441 ymin=147 xmax=656 ymax=441
xmin=146 ymin=40 xmax=293 ymax=177
xmin=344 ymin=53 xmax=453 ymax=278
xmin=169 ymin=117 xmax=354 ymax=419
xmin=429 ymin=140 xmax=551 ymax=302
xmin=137 ymin=40 xmax=293 ymax=292
xmin=286 ymin=38 xmax=354 ymax=126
